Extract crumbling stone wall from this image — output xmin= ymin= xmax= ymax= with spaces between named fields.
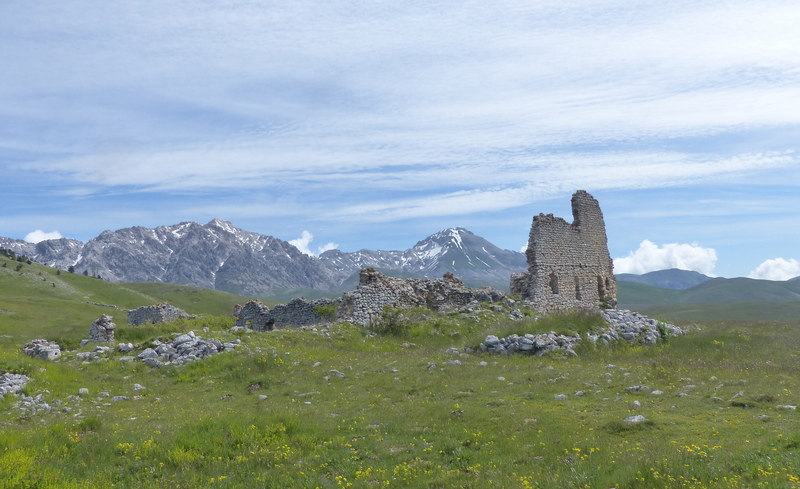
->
xmin=338 ymin=268 xmax=505 ymax=326
xmin=267 ymin=298 xmax=337 ymax=327
xmin=127 ymin=303 xmax=192 ymax=326
xmin=234 ymin=300 xmax=273 ymax=331
xmin=511 ymin=190 xmax=617 ymax=312
xmin=234 ymin=298 xmax=337 ymax=330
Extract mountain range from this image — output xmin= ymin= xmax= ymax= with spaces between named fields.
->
xmin=4 ymin=220 xmax=798 ymax=304
xmin=0 ymin=219 xmax=527 ymax=298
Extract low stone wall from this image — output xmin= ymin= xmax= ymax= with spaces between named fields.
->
xmin=267 ymin=298 xmax=337 ymax=327
xmin=127 ymin=303 xmax=192 ymax=326
xmin=337 ymin=268 xmax=505 ymax=326
xmin=479 ymin=309 xmax=686 ymax=356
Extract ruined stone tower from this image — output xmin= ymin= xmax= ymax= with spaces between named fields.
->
xmin=511 ymin=190 xmax=617 ymax=311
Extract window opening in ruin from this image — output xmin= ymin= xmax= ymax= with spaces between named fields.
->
xmin=549 ymin=273 xmax=559 ymax=295
xmin=597 ymin=276 xmax=605 ymax=301
xmin=574 ymin=277 xmax=581 ymax=300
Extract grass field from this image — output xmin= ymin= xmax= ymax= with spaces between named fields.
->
xmin=1 ymin=260 xmax=800 ymax=488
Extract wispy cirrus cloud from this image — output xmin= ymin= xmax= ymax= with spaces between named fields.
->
xmin=2 ymin=0 xmax=800 ymax=277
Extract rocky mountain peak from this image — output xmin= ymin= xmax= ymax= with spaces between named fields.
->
xmin=2 ymin=222 xmax=526 ymax=296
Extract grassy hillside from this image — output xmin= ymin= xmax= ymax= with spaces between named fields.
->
xmin=2 ymin=260 xmax=800 ymax=487
xmin=121 ymin=282 xmax=269 ymax=316
xmin=0 ymin=259 xmax=253 ymax=348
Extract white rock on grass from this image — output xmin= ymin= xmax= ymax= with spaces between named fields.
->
xmin=624 ymin=415 xmax=647 ymax=424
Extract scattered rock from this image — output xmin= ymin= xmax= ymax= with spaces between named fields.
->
xmin=0 ymin=373 xmax=29 ymax=398
xmin=136 ymin=333 xmax=240 ymax=367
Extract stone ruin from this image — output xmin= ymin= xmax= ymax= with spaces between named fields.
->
xmin=233 ymin=297 xmax=337 ymax=331
xmin=511 ymin=190 xmax=617 ymax=312
xmin=231 ymin=269 xmax=504 ymax=329
xmin=88 ymin=314 xmax=116 ymax=343
xmin=127 ymin=303 xmax=192 ymax=326
xmin=21 ymin=339 xmax=62 ymax=360
xmin=233 ymin=300 xmax=272 ymax=331
xmin=337 ymin=267 xmax=505 ymax=326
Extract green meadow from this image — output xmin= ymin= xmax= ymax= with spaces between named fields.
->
xmin=1 ymin=259 xmax=799 ymax=488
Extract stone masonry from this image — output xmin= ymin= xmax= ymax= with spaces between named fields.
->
xmin=267 ymin=297 xmax=337 ymax=327
xmin=21 ymin=339 xmax=62 ymax=360
xmin=234 ymin=300 xmax=272 ymax=330
xmin=88 ymin=314 xmax=116 ymax=343
xmin=511 ymin=190 xmax=617 ymax=312
xmin=337 ymin=268 xmax=505 ymax=326
xmin=234 ymin=298 xmax=337 ymax=331
xmin=127 ymin=303 xmax=192 ymax=326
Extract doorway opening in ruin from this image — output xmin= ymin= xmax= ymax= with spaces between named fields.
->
xmin=549 ymin=273 xmax=559 ymax=295
xmin=597 ymin=276 xmax=606 ymax=302
xmin=265 ymin=319 xmax=275 ymax=331
xmin=574 ymin=277 xmax=581 ymax=300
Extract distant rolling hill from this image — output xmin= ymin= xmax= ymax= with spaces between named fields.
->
xmin=616 ymin=268 xmax=712 ymax=290
xmin=617 ymin=276 xmax=800 ymax=322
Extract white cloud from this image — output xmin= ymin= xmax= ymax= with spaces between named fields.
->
xmin=288 ymin=230 xmax=338 ymax=257
xmin=614 ymin=240 xmax=717 ymax=275
xmin=748 ymin=258 xmax=800 ymax=281
xmin=24 ymin=230 xmax=62 ymax=243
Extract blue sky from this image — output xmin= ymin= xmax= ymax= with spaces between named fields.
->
xmin=2 ymin=0 xmax=799 ymax=279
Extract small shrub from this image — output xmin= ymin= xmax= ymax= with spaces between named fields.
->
xmin=75 ymin=417 xmax=103 ymax=433
xmin=51 ymin=336 xmax=80 ymax=351
xmin=368 ymin=306 xmax=410 ymax=337
xmin=314 ymin=303 xmax=338 ymax=322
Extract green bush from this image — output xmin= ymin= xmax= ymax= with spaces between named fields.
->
xmin=313 ymin=303 xmax=338 ymax=322
xmin=368 ymin=306 xmax=410 ymax=337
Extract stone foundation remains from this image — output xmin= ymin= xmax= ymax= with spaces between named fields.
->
xmin=337 ymin=268 xmax=505 ymax=326
xmin=511 ymin=190 xmax=617 ymax=312
xmin=479 ymin=309 xmax=686 ymax=356
xmin=127 ymin=303 xmax=192 ymax=326
xmin=21 ymin=339 xmax=62 ymax=360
